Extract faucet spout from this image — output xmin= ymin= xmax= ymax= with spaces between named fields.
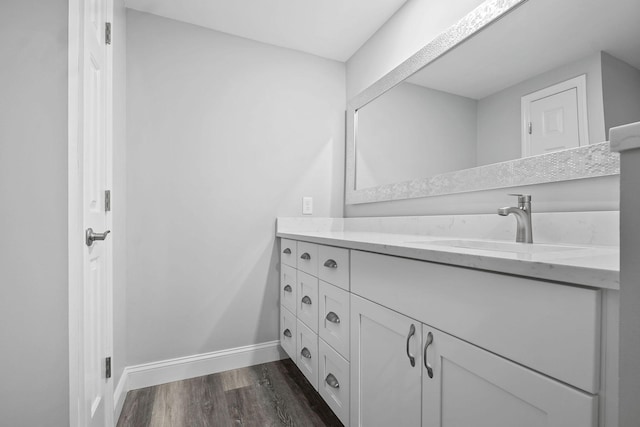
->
xmin=497 ymin=195 xmax=533 ymax=243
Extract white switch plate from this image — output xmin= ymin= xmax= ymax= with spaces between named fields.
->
xmin=302 ymin=197 xmax=313 ymax=215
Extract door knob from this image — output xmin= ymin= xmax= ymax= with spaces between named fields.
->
xmin=86 ymin=228 xmax=111 ymax=246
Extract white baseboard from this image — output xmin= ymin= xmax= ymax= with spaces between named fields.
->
xmin=120 ymin=341 xmax=286 ymax=396
xmin=113 ymin=369 xmax=129 ymax=422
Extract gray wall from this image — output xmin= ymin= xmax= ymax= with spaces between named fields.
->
xmin=0 ymin=1 xmax=69 ymax=425
xmin=357 ymin=82 xmax=477 ymax=189
xmin=113 ymin=0 xmax=128 ymax=388
xmin=602 ymin=52 xmax=640 ymax=138
xmin=126 ymin=10 xmax=345 ymax=365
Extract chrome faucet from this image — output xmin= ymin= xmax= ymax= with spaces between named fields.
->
xmin=498 ymin=194 xmax=533 ymax=243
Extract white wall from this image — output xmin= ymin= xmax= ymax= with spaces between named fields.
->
xmin=126 ymin=10 xmax=345 ymax=365
xmin=357 ymin=82 xmax=476 ymax=189
xmin=602 ymin=52 xmax=640 ymax=138
xmin=0 ymin=1 xmax=69 ymax=425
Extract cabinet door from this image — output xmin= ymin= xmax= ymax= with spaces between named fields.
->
xmin=280 ymin=264 xmax=297 ymax=314
xmin=319 ymin=280 xmax=350 ymax=359
xmin=422 ymin=326 xmax=598 ymax=427
xmin=350 ymin=295 xmax=422 ymax=427
xmin=297 ymin=271 xmax=319 ymax=332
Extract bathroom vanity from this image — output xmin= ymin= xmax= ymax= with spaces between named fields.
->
xmin=276 ymin=215 xmax=619 ymax=427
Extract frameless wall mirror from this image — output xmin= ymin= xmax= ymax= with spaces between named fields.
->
xmin=346 ymin=0 xmax=639 ymax=204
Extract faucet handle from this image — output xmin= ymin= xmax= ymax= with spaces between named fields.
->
xmin=508 ymin=193 xmax=531 ymax=203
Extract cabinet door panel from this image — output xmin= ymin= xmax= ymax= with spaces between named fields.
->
xmin=297 ymin=319 xmax=319 ymax=390
xmin=280 ymin=264 xmax=297 ymax=314
xmin=351 ymin=295 xmax=422 ymax=427
xmin=297 ymin=271 xmax=319 ymax=332
xmin=297 ymin=241 xmax=318 ymax=277
xmin=319 ymin=280 xmax=350 ymax=359
xmin=280 ymin=306 xmax=297 ymax=360
xmin=422 ymin=327 xmax=597 ymax=427
xmin=280 ymin=238 xmax=297 ymax=267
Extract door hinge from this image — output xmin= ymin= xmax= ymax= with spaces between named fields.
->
xmin=105 ymin=357 xmax=111 ymax=379
xmin=105 ymin=22 xmax=112 ymax=45
xmin=105 ymin=190 xmax=111 ymax=212
xmin=528 ymin=122 xmax=533 ymax=135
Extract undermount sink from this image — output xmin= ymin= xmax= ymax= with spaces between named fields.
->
xmin=407 ymin=239 xmax=581 ymax=254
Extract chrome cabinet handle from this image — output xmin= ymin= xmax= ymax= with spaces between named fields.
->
xmin=301 ymin=296 xmax=312 ymax=305
xmin=325 ymin=373 xmax=340 ymax=389
xmin=423 ymin=331 xmax=434 ymax=378
xmin=283 ymin=329 xmax=292 ymax=338
xmin=323 ymin=259 xmax=338 ymax=269
xmin=86 ymin=228 xmax=111 ymax=246
xmin=325 ymin=311 xmax=340 ymax=324
xmin=406 ymin=324 xmax=416 ymax=367
xmin=284 ymin=285 xmax=292 ymax=293
xmin=301 ymin=347 xmax=312 ymax=359
xmin=300 ymin=252 xmax=311 ymax=260
xmin=283 ymin=248 xmax=291 ymax=254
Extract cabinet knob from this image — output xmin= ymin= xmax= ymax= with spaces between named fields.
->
xmin=301 ymin=347 xmax=312 ymax=359
xmin=325 ymin=311 xmax=340 ymax=324
xmin=323 ymin=259 xmax=338 ymax=269
xmin=325 ymin=373 xmax=340 ymax=389
xmin=301 ymin=296 xmax=312 ymax=305
xmin=284 ymin=285 xmax=292 ymax=293
xmin=300 ymin=252 xmax=311 ymax=260
xmin=283 ymin=248 xmax=292 ymax=255
xmin=283 ymin=329 xmax=292 ymax=338
xmin=406 ymin=324 xmax=416 ymax=367
xmin=423 ymin=331 xmax=434 ymax=378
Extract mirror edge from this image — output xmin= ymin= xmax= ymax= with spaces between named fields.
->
xmin=345 ymin=0 xmax=620 ymax=205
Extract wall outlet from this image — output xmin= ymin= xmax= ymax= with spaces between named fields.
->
xmin=302 ymin=197 xmax=313 ymax=215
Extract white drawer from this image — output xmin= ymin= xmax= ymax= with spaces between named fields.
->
xmin=280 ymin=306 xmax=297 ymax=360
xmin=280 ymin=264 xmax=297 ymax=314
xmin=319 ymin=338 xmax=350 ymax=426
xmin=280 ymin=238 xmax=297 ymax=267
xmin=319 ymin=245 xmax=350 ymax=291
xmin=297 ymin=271 xmax=319 ymax=333
xmin=319 ymin=280 xmax=350 ymax=360
xmin=297 ymin=241 xmax=318 ymax=277
xmin=296 ymin=319 xmax=319 ymax=390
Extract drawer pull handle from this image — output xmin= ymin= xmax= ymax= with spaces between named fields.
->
xmin=300 ymin=252 xmax=311 ymax=260
xmin=406 ymin=324 xmax=416 ymax=367
xmin=284 ymin=285 xmax=292 ymax=293
xmin=326 ymin=311 xmax=340 ymax=324
xmin=283 ymin=248 xmax=292 ymax=255
xmin=323 ymin=259 xmax=338 ymax=269
xmin=283 ymin=329 xmax=292 ymax=338
xmin=325 ymin=373 xmax=340 ymax=389
xmin=301 ymin=296 xmax=312 ymax=305
xmin=424 ymin=331 xmax=434 ymax=378
xmin=301 ymin=347 xmax=312 ymax=359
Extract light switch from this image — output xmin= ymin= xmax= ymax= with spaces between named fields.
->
xmin=302 ymin=197 xmax=313 ymax=215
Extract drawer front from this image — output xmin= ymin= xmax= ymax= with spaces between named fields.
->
xmin=280 ymin=306 xmax=297 ymax=360
xmin=319 ymin=246 xmax=350 ymax=291
xmin=280 ymin=239 xmax=297 ymax=267
xmin=319 ymin=280 xmax=350 ymax=360
xmin=297 ymin=241 xmax=319 ymax=277
xmin=351 ymin=250 xmax=602 ymax=394
xmin=280 ymin=264 xmax=297 ymax=314
xmin=296 ymin=319 xmax=319 ymax=390
xmin=319 ymin=338 xmax=350 ymax=426
xmin=297 ymin=271 xmax=319 ymax=333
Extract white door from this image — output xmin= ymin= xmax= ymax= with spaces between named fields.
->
xmin=81 ymin=0 xmax=113 ymax=425
xmin=421 ymin=326 xmax=597 ymax=427
xmin=350 ymin=295 xmax=422 ymax=427
xmin=521 ymin=75 xmax=589 ymax=157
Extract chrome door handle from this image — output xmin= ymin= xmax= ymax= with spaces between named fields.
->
xmin=86 ymin=228 xmax=111 ymax=246
xmin=301 ymin=347 xmax=312 ymax=359
xmin=300 ymin=252 xmax=311 ymax=260
xmin=423 ymin=331 xmax=434 ymax=379
xmin=325 ymin=311 xmax=340 ymax=324
xmin=283 ymin=329 xmax=292 ymax=338
xmin=301 ymin=296 xmax=312 ymax=305
xmin=323 ymin=259 xmax=338 ymax=268
xmin=284 ymin=285 xmax=292 ymax=293
xmin=325 ymin=373 xmax=340 ymax=389
xmin=283 ymin=248 xmax=291 ymax=254
xmin=406 ymin=324 xmax=416 ymax=367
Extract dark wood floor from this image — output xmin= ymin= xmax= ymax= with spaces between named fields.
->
xmin=117 ymin=359 xmax=343 ymax=427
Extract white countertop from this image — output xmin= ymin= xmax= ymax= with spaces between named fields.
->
xmin=276 ymin=230 xmax=619 ymax=290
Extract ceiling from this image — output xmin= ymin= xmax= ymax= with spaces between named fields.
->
xmin=125 ymin=0 xmax=408 ymax=61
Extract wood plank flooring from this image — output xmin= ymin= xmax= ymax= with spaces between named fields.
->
xmin=117 ymin=359 xmax=343 ymax=427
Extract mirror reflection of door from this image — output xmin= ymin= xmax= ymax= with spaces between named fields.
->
xmin=521 ymin=74 xmax=589 ymax=157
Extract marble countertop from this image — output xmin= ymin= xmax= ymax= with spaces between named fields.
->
xmin=276 ymin=230 xmax=619 ymax=290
